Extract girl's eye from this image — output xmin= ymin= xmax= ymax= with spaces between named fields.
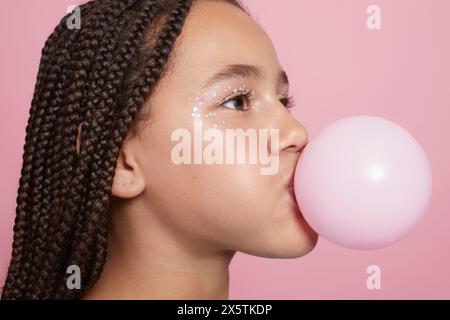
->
xmin=219 ymin=92 xmax=295 ymax=111
xmin=220 ymin=93 xmax=251 ymax=111
xmin=280 ymin=96 xmax=295 ymax=109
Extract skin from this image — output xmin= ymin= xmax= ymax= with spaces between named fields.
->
xmin=84 ymin=0 xmax=318 ymax=299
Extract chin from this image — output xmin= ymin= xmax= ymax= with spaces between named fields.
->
xmin=261 ymin=207 xmax=319 ymax=258
xmin=241 ymin=230 xmax=319 ymax=259
xmin=289 ymin=233 xmax=319 ymax=258
xmin=270 ymin=235 xmax=318 ymax=259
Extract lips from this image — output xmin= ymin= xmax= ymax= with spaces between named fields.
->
xmin=282 ymin=166 xmax=307 ymax=221
xmin=284 ymin=166 xmax=296 ymax=189
xmin=285 ymin=170 xmax=296 ymax=197
xmin=285 ymin=146 xmax=306 ymax=194
xmin=287 ymin=175 xmax=294 ymax=188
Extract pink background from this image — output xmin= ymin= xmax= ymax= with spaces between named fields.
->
xmin=1 ymin=0 xmax=449 ymax=299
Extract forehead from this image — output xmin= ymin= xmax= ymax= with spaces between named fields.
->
xmin=168 ymin=0 xmax=280 ymax=87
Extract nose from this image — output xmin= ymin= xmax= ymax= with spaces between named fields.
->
xmin=268 ymin=107 xmax=308 ymax=155
xmin=279 ymin=114 xmax=308 ymax=153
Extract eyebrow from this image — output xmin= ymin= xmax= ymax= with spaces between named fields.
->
xmin=201 ymin=64 xmax=289 ymax=90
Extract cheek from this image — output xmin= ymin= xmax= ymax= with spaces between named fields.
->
xmin=174 ymin=164 xmax=275 ymax=227
xmin=135 ymin=106 xmax=287 ymax=246
xmin=137 ymin=126 xmax=313 ymax=255
xmin=145 ymin=154 xmax=277 ymax=242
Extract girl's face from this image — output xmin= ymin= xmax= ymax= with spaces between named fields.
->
xmin=112 ymin=0 xmax=318 ymax=258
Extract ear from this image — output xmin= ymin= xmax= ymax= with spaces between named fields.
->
xmin=111 ymin=140 xmax=146 ymax=199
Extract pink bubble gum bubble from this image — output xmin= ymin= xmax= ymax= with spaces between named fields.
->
xmin=294 ymin=116 xmax=433 ymax=250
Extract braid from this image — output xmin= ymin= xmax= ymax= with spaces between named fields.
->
xmin=33 ymin=1 xmax=140 ymax=299
xmin=27 ymin=1 xmax=125 ymax=299
xmin=56 ymin=0 xmax=165 ymax=299
xmin=2 ymin=0 xmax=245 ymax=300
xmin=1 ymin=3 xmax=98 ymax=299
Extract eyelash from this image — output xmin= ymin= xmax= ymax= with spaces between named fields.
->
xmin=280 ymin=96 xmax=295 ymax=109
xmin=219 ymin=91 xmax=295 ymax=111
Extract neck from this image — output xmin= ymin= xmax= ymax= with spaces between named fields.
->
xmin=84 ymin=203 xmax=235 ymax=300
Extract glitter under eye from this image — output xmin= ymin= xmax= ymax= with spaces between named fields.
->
xmin=188 ymin=84 xmax=251 ymax=126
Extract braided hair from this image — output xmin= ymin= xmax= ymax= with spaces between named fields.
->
xmin=1 ymin=0 xmax=244 ymax=300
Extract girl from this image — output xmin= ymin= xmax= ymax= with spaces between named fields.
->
xmin=1 ymin=0 xmax=317 ymax=299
